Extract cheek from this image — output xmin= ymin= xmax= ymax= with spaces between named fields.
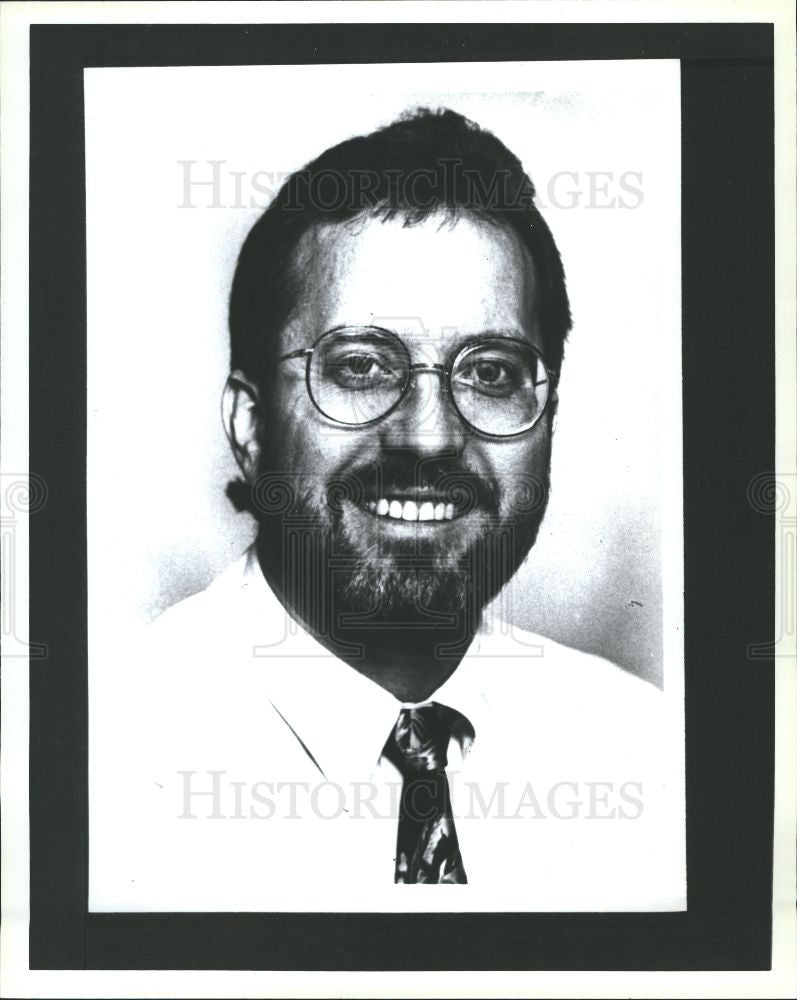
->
xmin=487 ymin=435 xmax=551 ymax=515
xmin=259 ymin=380 xmax=366 ymax=485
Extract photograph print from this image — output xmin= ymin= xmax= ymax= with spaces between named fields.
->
xmin=86 ymin=59 xmax=686 ymax=914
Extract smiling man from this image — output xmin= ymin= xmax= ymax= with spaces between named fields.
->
xmin=226 ymin=206 xmax=555 ymax=703
xmin=90 ymin=109 xmax=682 ymax=907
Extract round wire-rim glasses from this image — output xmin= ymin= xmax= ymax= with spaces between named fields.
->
xmin=276 ymin=325 xmax=559 ymax=439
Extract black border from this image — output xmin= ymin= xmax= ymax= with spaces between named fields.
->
xmin=29 ymin=23 xmax=775 ymax=971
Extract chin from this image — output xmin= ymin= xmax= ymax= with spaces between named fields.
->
xmin=337 ymin=565 xmax=471 ymax=626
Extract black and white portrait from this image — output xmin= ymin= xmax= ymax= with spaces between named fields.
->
xmin=1 ymin=3 xmax=788 ymax=992
xmin=84 ymin=61 xmax=687 ymax=911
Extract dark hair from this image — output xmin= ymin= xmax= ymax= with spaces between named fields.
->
xmin=228 ymin=107 xmax=571 ymax=382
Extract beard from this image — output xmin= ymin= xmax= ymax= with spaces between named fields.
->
xmin=251 ymin=448 xmax=550 ymax=633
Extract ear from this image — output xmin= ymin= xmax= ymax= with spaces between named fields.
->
xmin=222 ymin=370 xmax=262 ymax=481
xmin=547 ymin=388 xmax=559 ymax=436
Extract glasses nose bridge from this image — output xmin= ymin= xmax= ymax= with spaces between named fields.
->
xmin=386 ymin=360 xmax=463 ymax=447
xmin=403 ymin=362 xmax=453 ymax=414
xmin=407 ymin=361 xmax=449 ymax=388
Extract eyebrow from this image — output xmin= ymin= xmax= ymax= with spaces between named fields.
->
xmin=446 ymin=330 xmax=535 ymax=350
xmin=326 ymin=324 xmax=536 ymax=351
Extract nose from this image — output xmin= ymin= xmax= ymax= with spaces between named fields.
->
xmin=378 ymin=365 xmax=467 ymax=457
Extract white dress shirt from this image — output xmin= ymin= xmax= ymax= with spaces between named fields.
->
xmin=89 ymin=547 xmax=685 ymax=913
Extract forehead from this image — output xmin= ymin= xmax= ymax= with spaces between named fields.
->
xmin=285 ymin=213 xmax=540 ymax=351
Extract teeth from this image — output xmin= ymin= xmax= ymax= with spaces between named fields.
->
xmin=366 ymin=498 xmax=458 ymax=521
xmin=402 ymin=500 xmax=418 ymax=521
xmin=419 ymin=502 xmax=435 ymax=521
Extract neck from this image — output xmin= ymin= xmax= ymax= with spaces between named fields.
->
xmin=331 ymin=623 xmax=474 ymax=703
xmin=255 ymin=534 xmax=481 ymax=702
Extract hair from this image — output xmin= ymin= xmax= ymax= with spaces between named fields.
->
xmin=228 ymin=107 xmax=572 ymax=384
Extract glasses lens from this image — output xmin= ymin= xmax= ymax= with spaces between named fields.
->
xmin=308 ymin=327 xmax=410 ymax=425
xmin=451 ymin=340 xmax=550 ymax=436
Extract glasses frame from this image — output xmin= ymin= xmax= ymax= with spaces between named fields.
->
xmin=275 ymin=325 xmax=559 ymax=440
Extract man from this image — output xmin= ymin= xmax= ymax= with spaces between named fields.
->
xmin=90 ymin=109 xmax=683 ymax=910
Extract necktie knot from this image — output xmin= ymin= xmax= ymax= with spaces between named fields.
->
xmin=391 ymin=704 xmax=451 ymax=772
xmin=386 ymin=702 xmax=473 ymax=774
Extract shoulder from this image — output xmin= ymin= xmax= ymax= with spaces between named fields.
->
xmin=104 ymin=550 xmax=267 ymax=733
xmin=149 ymin=553 xmax=250 ymax=640
xmin=107 ymin=552 xmax=255 ymax=700
xmin=474 ymin=618 xmax=663 ymax=737
xmin=479 ymin=618 xmax=659 ymax=694
xmin=139 ymin=551 xmax=267 ymax=674
xmin=473 ymin=621 xmax=673 ymax=778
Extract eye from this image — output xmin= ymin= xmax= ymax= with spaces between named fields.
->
xmin=342 ymin=354 xmax=378 ymax=375
xmin=473 ymin=360 xmax=511 ymax=385
xmin=326 ymin=351 xmax=401 ymax=389
xmin=455 ymin=357 xmax=520 ymax=396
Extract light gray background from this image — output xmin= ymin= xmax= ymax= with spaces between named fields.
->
xmin=85 ymin=61 xmax=682 ymax=685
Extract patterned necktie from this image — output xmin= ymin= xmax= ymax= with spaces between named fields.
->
xmin=382 ymin=702 xmax=474 ymax=884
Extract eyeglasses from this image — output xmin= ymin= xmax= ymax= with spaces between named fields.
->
xmin=276 ymin=325 xmax=558 ymax=439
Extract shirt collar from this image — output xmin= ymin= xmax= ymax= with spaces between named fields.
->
xmin=238 ymin=545 xmax=490 ymax=786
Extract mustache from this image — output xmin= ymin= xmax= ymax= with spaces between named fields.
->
xmin=324 ymin=453 xmax=501 ymax=516
xmin=229 ymin=453 xmax=549 ymax=520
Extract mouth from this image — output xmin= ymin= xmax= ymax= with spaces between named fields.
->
xmin=360 ymin=494 xmax=464 ymax=523
xmin=337 ymin=463 xmax=497 ymax=527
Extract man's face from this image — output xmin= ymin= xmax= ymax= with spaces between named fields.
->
xmin=253 ymin=213 xmax=553 ymax=626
